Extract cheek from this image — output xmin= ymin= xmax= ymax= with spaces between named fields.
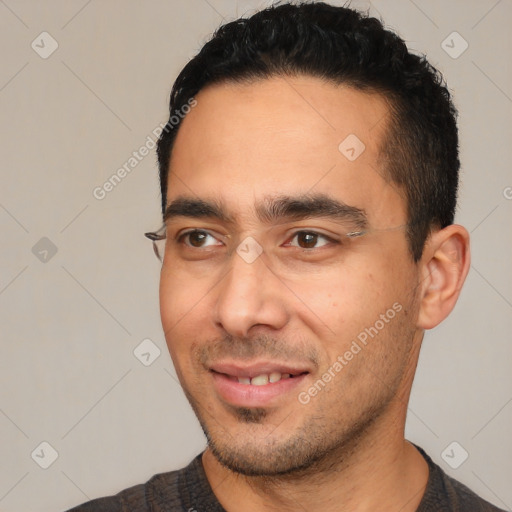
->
xmin=291 ymin=261 xmax=410 ymax=350
xmin=290 ymin=267 xmax=377 ymax=325
xmin=159 ymin=270 xmax=211 ymax=358
xmin=159 ymin=272 xmax=180 ymax=335
xmin=160 ymin=265 xmax=216 ymax=317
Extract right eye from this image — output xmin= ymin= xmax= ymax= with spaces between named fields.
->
xmin=178 ymin=230 xmax=223 ymax=248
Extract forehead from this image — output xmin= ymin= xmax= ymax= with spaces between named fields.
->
xmin=168 ymin=76 xmax=405 ymax=227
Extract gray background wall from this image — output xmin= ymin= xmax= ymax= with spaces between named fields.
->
xmin=0 ymin=1 xmax=510 ymax=511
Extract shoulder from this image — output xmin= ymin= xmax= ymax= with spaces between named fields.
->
xmin=64 ymin=468 xmax=182 ymax=512
xmin=64 ymin=453 xmax=221 ymax=512
xmin=416 ymin=445 xmax=506 ymax=512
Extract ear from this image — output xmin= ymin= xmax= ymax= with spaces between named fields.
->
xmin=417 ymin=224 xmax=471 ymax=330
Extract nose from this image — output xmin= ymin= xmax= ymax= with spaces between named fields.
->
xmin=213 ymin=249 xmax=290 ymax=338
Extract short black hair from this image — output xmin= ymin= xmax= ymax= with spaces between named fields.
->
xmin=157 ymin=1 xmax=459 ymax=261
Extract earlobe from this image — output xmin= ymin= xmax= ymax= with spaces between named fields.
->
xmin=417 ymin=225 xmax=471 ymax=330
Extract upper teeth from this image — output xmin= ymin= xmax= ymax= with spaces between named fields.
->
xmin=238 ymin=372 xmax=291 ymax=385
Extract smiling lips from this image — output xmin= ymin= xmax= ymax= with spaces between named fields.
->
xmin=210 ymin=361 xmax=310 ymax=382
xmin=209 ymin=361 xmax=310 ymax=407
xmin=234 ymin=372 xmax=292 ymax=385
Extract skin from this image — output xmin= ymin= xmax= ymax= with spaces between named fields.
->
xmin=159 ymin=76 xmax=470 ymax=511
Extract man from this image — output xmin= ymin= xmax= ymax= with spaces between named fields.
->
xmin=68 ymin=2 xmax=504 ymax=511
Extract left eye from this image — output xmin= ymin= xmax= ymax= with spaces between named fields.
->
xmin=285 ymin=231 xmax=332 ymax=249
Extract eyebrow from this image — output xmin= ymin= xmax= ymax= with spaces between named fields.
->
xmin=164 ymin=197 xmax=234 ymax=223
xmin=163 ymin=194 xmax=368 ymax=229
xmin=256 ymin=194 xmax=368 ymax=229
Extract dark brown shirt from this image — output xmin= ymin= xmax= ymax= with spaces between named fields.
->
xmin=66 ymin=446 xmax=506 ymax=511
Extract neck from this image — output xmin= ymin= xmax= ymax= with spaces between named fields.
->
xmin=202 ymin=406 xmax=429 ymax=512
xmin=203 ymin=344 xmax=429 ymax=512
xmin=202 ymin=339 xmax=429 ymax=511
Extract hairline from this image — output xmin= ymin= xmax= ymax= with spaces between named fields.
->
xmin=162 ymin=71 xmax=443 ymax=262
xmin=164 ymin=72 xmax=409 ymax=219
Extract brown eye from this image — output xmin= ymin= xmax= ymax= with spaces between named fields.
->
xmin=188 ymin=231 xmax=208 ymax=247
xmin=297 ymin=232 xmax=319 ymax=248
xmin=179 ymin=230 xmax=220 ymax=248
xmin=285 ymin=231 xmax=333 ymax=249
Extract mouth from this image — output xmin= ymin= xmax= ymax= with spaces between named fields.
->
xmin=213 ymin=370 xmax=307 ymax=386
xmin=209 ymin=361 xmax=311 ymax=407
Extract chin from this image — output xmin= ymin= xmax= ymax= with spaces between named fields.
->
xmin=201 ymin=411 xmax=349 ymax=478
xmin=208 ymin=435 xmax=325 ymax=477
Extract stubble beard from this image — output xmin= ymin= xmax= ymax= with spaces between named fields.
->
xmin=178 ymin=302 xmax=418 ymax=479
xmin=182 ymin=375 xmax=395 ymax=479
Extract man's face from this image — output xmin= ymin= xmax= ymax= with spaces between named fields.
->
xmin=160 ymin=76 xmax=422 ymax=476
